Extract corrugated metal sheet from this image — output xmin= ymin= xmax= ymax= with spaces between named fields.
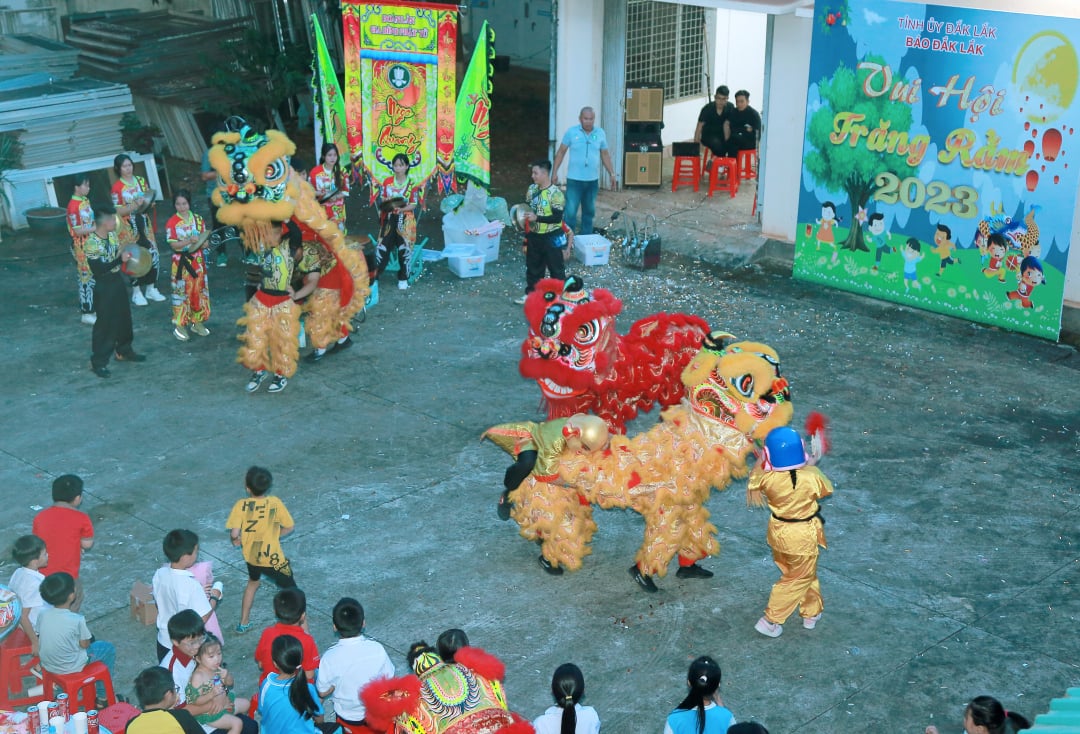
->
xmin=0 ymin=34 xmax=78 ymax=80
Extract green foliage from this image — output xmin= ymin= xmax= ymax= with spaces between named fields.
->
xmin=804 ymin=58 xmax=919 ymax=251
xmin=120 ymin=113 xmax=163 ymax=155
xmin=204 ymin=29 xmax=313 ymax=129
xmin=0 ymin=131 xmax=24 ymax=208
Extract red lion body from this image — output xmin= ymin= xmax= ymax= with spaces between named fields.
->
xmin=519 ymin=277 xmax=710 ymax=433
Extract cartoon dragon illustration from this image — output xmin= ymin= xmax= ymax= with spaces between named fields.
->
xmin=519 ymin=276 xmax=710 ymax=433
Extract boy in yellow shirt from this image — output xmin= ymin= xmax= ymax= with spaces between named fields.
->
xmin=225 ymin=466 xmax=295 ymax=633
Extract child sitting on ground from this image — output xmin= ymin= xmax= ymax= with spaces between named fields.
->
xmin=8 ymin=535 xmax=49 ymax=654
xmin=260 ymin=635 xmax=337 ymax=734
xmin=226 ymin=466 xmax=296 ymax=634
xmin=255 ymin=588 xmax=319 ymax=683
xmin=153 ymin=529 xmax=223 ymax=661
xmin=33 ymin=475 xmax=94 ymax=611
xmin=317 ymin=598 xmax=394 ymax=734
xmin=37 ymin=572 xmax=116 ymax=708
xmin=532 ymin=663 xmax=601 ymax=734
xmin=186 ymin=634 xmax=249 ymax=734
xmin=159 ymin=610 xmax=205 ymax=706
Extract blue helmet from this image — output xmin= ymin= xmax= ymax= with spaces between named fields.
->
xmin=763 ymin=426 xmax=806 ymax=471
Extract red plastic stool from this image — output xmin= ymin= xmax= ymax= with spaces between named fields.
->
xmin=671 ymin=156 xmax=701 ymax=192
xmin=0 ymin=628 xmax=43 ymax=708
xmin=737 ymin=149 xmax=758 ymax=180
xmin=707 ymin=157 xmax=739 ymax=198
xmin=42 ymin=661 xmax=115 ymax=712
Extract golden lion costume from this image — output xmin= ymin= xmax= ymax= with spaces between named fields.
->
xmin=486 ymin=331 xmax=793 ymax=591
xmin=207 ymin=120 xmax=367 ymax=384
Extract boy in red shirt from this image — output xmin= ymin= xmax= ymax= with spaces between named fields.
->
xmin=254 ymin=588 xmax=319 ymax=684
xmin=32 ymin=475 xmax=94 ymax=611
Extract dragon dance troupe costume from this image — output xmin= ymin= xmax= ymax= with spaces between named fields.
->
xmin=166 ymin=208 xmax=211 ymax=338
xmin=84 ymin=225 xmax=137 ymax=375
xmin=375 ymin=170 xmax=422 ymax=289
xmin=293 ymin=218 xmax=356 ymax=361
xmin=310 ymin=156 xmax=348 ymax=232
xmin=239 ymin=232 xmax=298 ymax=394
xmin=524 ymin=179 xmax=568 ymax=294
xmin=66 ymin=191 xmax=95 ymax=322
xmin=111 ymin=168 xmax=165 ymax=303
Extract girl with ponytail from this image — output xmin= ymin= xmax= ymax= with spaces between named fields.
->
xmin=664 ymin=656 xmax=735 ymax=734
xmin=532 ymin=663 xmax=600 ymax=734
xmin=925 ymin=695 xmax=1031 ymax=734
xmin=259 ymin=634 xmax=338 ymax=734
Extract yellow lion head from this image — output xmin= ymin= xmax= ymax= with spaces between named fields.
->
xmin=681 ymin=331 xmax=793 ymax=440
xmin=208 ymin=121 xmax=301 ymax=250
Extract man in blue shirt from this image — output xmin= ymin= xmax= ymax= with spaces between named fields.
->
xmin=552 ymin=107 xmax=617 ymax=235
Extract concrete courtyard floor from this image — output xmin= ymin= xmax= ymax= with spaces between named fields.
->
xmin=2 ymin=184 xmax=1079 ymax=733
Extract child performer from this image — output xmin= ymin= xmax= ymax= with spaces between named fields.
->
xmin=373 ymin=153 xmax=422 ymax=291
xmin=749 ymin=426 xmax=834 ymax=638
xmin=310 ymin=143 xmax=348 ymax=233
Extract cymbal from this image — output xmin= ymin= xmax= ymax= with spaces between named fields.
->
xmin=379 ymin=196 xmax=407 ymax=214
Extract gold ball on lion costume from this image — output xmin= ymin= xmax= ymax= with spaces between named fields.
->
xmin=565 ymin=414 xmax=610 ymax=452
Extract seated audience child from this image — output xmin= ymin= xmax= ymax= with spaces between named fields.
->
xmin=317 ymin=598 xmax=394 ymax=733
xmin=126 ymin=665 xmax=205 ymax=734
xmin=925 ymin=695 xmax=1031 ymax=734
xmin=255 ymin=588 xmax=320 ymax=682
xmin=260 ymin=635 xmax=337 ymax=734
xmin=664 ymin=656 xmax=735 ymax=734
xmin=8 ymin=534 xmax=49 ymax=654
xmin=436 ymin=628 xmax=468 ymax=663
xmin=37 ymin=572 xmax=115 ymax=708
xmin=532 ymin=663 xmax=601 ymax=734
xmin=159 ymin=610 xmax=205 ymax=707
xmin=186 ymin=634 xmax=249 ymax=734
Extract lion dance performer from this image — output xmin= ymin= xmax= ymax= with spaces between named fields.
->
xmin=206 ymin=118 xmax=368 ymax=393
xmin=360 ymin=643 xmax=532 ymax=734
xmin=749 ymin=418 xmax=833 ymax=638
xmin=488 ymin=331 xmax=794 ymax=592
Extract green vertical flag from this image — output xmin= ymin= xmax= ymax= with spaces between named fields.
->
xmin=453 ymin=21 xmax=494 ymax=189
xmin=311 ymin=15 xmax=350 ymax=179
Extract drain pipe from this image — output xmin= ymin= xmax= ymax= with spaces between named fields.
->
xmin=548 ymin=0 xmax=558 ymax=161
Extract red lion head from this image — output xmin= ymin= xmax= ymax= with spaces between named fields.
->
xmin=519 ymin=277 xmax=621 ymax=400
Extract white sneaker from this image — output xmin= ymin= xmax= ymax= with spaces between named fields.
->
xmin=512 ymin=295 xmax=527 ymax=305
xmin=132 ymin=288 xmax=148 ymax=306
xmin=397 ymin=280 xmax=409 ymax=290
xmin=145 ymin=285 xmax=167 ymax=302
xmin=803 ymin=613 xmax=821 ymax=630
xmin=245 ymin=370 xmax=268 ymax=392
xmin=81 ymin=313 xmax=97 ymax=325
xmin=754 ymin=617 xmax=783 ymax=638
xmin=173 ymin=325 xmax=190 ymax=341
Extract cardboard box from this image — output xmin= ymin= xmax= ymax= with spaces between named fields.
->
xmin=445 ymin=244 xmax=485 ymax=278
xmin=130 ymin=581 xmax=157 ymax=625
xmin=572 ymin=234 xmax=611 ymax=266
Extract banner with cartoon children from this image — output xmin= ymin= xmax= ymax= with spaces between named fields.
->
xmin=794 ymin=1 xmax=1080 ymax=340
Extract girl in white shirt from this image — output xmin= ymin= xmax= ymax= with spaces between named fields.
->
xmin=532 ymin=663 xmax=601 ymax=734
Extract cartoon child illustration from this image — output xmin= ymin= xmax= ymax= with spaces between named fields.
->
xmin=1006 ymin=256 xmax=1044 ymax=308
xmin=865 ymin=213 xmax=892 ymax=274
xmin=815 ymin=201 xmax=839 ymax=264
xmin=901 ymin=237 xmax=924 ymax=291
xmin=982 ymin=233 xmax=1008 ymax=282
xmin=931 ymin=224 xmax=960 ymax=277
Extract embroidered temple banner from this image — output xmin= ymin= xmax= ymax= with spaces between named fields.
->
xmin=312 ymin=15 xmax=350 ymax=178
xmin=341 ymin=2 xmax=457 ymax=197
xmin=794 ymin=1 xmax=1080 ymax=339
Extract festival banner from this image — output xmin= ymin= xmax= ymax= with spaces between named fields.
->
xmin=454 ymin=20 xmax=494 ymax=189
xmin=311 ymin=15 xmax=350 ymax=179
xmin=436 ymin=10 xmax=457 ymax=193
xmin=341 ymin=2 xmax=457 ymax=199
xmin=794 ymin=2 xmax=1080 ymax=340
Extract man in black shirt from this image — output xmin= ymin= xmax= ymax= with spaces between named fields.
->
xmin=729 ymin=89 xmax=762 ymax=154
xmin=694 ymin=85 xmax=735 ymax=158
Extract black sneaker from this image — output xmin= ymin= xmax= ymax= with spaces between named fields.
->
xmin=539 ymin=555 xmax=563 ymax=576
xmin=675 ymin=563 xmax=714 ymax=579
xmin=267 ymin=375 xmax=288 ymax=393
xmin=303 ymin=349 xmax=326 ymax=364
xmin=496 ymin=491 xmax=512 ymax=521
xmin=629 ymin=564 xmax=659 ymax=593
xmin=329 ymin=336 xmax=353 ymax=353
xmin=245 ymin=371 xmax=268 ymax=392
xmin=91 ymin=364 xmax=111 ymax=378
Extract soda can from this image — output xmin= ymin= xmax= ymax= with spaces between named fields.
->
xmin=86 ymin=710 xmax=99 ymax=734
xmin=56 ymin=694 xmax=70 ymax=721
xmin=26 ymin=705 xmax=40 ymax=733
xmin=47 ymin=703 xmax=59 ymax=722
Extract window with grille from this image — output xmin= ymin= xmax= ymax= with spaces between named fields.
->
xmin=626 ymin=1 xmax=709 ymax=102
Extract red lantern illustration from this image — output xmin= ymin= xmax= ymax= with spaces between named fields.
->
xmin=1026 ymin=170 xmax=1039 ymax=191
xmin=1042 ymin=127 xmax=1062 ymax=161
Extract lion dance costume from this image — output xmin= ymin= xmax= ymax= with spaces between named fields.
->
xmin=207 ymin=119 xmax=367 ymax=385
xmin=359 ymin=646 xmax=532 ymax=734
xmin=488 ymin=331 xmax=794 ymax=591
xmin=519 ymin=276 xmax=709 ymax=433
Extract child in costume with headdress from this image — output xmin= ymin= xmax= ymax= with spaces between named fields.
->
xmin=749 ymin=424 xmax=833 ymax=638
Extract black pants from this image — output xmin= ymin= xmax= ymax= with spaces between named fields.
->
xmin=91 ymin=273 xmax=134 ymax=368
xmin=132 ymin=215 xmax=159 ymax=288
xmin=524 ymin=232 xmax=566 ymax=293
xmin=701 ymin=131 xmax=734 ymax=158
xmin=374 ymin=230 xmax=409 ymax=282
xmin=504 ymin=450 xmax=538 ymax=491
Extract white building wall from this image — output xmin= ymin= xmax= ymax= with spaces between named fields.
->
xmin=551 ymin=1 xmax=605 ymax=175
xmin=663 ymin=9 xmax=768 ymax=146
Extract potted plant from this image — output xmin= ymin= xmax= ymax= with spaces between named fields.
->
xmin=120 ymin=113 xmax=163 ymax=155
xmin=0 ymin=131 xmax=24 ymax=241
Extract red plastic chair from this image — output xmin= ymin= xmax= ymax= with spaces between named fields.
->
xmin=671 ymin=156 xmax=701 ymax=192
xmin=42 ymin=661 xmax=116 ymax=712
xmin=0 ymin=628 xmax=43 ymax=708
xmin=707 ymin=157 xmax=739 ymax=198
xmin=737 ymin=149 xmax=758 ymax=180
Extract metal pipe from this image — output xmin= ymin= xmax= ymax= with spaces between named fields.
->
xmin=548 ymin=0 xmax=558 ymax=163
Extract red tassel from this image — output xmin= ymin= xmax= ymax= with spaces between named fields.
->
xmin=453 ymin=646 xmax=506 ymax=681
xmin=805 ymin=411 xmax=830 ymax=454
xmin=359 ymin=675 xmax=421 ymax=731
